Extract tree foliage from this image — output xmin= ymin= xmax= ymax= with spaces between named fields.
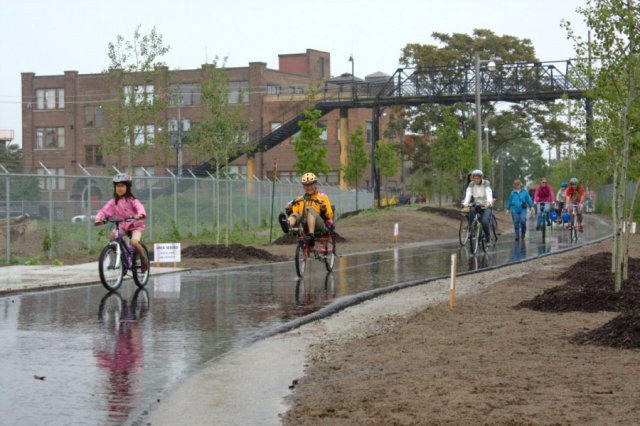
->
xmin=342 ymin=126 xmax=369 ymax=187
xmin=189 ymin=58 xmax=247 ymax=176
xmin=101 ymin=25 xmax=171 ymax=173
xmin=397 ymin=29 xmax=579 ymax=187
xmin=564 ymin=0 xmax=640 ymax=290
xmin=375 ymin=140 xmax=400 ymax=188
xmin=292 ymin=106 xmax=330 ymax=179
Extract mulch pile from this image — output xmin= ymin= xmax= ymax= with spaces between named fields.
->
xmin=418 ymin=205 xmax=462 ymax=221
xmin=516 ymin=251 xmax=640 ymax=349
xmin=182 ymin=244 xmax=286 ymax=262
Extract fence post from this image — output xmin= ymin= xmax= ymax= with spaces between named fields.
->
xmin=166 ymin=169 xmax=178 ymax=227
xmin=77 ymin=164 xmax=93 ymax=250
xmin=141 ymin=167 xmax=154 ymax=241
xmin=188 ymin=169 xmax=198 ymax=237
xmin=0 ymin=165 xmax=10 ymax=264
xmin=38 ymin=162 xmax=54 ymax=259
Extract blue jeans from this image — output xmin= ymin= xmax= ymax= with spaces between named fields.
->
xmin=468 ymin=207 xmax=492 ymax=241
xmin=536 ymin=202 xmax=552 ymax=228
xmin=511 ymin=209 xmax=527 ymax=238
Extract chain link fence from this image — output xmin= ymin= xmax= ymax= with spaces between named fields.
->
xmin=0 ymin=172 xmax=372 ymax=264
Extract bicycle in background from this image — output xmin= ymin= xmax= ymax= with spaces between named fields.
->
xmin=95 ymin=217 xmax=150 ymax=292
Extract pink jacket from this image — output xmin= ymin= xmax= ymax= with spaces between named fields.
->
xmin=96 ymin=197 xmax=146 ymax=232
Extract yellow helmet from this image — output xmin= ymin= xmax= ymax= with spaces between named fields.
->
xmin=301 ymin=172 xmax=318 ymax=185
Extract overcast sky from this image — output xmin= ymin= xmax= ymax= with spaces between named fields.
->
xmin=0 ymin=0 xmax=588 ymax=147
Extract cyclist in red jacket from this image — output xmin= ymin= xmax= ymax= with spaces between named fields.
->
xmin=565 ymin=177 xmax=586 ymax=232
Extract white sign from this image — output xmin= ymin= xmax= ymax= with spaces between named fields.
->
xmin=154 ymin=242 xmax=181 ymax=263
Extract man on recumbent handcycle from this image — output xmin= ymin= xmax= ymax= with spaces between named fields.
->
xmin=279 ymin=172 xmax=334 ymax=247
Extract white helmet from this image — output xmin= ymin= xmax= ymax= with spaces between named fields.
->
xmin=471 ymin=169 xmax=484 ymax=177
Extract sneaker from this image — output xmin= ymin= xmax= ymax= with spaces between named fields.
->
xmin=515 ymin=236 xmax=519 ymax=241
xmin=521 ymin=231 xmax=526 ymax=238
xmin=141 ymin=259 xmax=149 ymax=273
xmin=278 ymin=212 xmax=290 ymax=234
xmin=535 ymin=225 xmax=540 ymax=231
xmin=578 ymin=224 xmax=584 ymax=232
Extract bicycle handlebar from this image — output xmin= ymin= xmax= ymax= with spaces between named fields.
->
xmin=94 ymin=216 xmax=136 ymax=226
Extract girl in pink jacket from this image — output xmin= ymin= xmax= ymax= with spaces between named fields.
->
xmin=95 ymin=174 xmax=148 ymax=271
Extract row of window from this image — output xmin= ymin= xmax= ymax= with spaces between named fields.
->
xmin=34 ymin=80 xmax=282 ymax=113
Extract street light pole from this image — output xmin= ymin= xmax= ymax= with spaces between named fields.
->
xmin=348 ymin=54 xmax=355 ymax=101
xmin=475 ymin=52 xmax=483 ymax=171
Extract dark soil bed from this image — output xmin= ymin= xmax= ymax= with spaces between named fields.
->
xmin=182 ymin=244 xmax=286 ymax=262
xmin=516 ymin=251 xmax=640 ymax=349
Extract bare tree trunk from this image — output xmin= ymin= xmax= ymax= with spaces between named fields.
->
xmin=623 ymin=177 xmax=640 ymax=280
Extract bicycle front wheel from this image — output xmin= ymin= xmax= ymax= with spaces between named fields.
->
xmin=324 ymin=235 xmax=336 ymax=272
xmin=132 ymin=243 xmax=150 ymax=288
xmin=470 ymin=221 xmax=481 ymax=254
xmin=98 ymin=244 xmax=125 ymax=292
xmin=459 ymin=217 xmax=470 ymax=246
xmin=295 ymin=243 xmax=308 ymax=277
xmin=541 ymin=214 xmax=546 ymax=242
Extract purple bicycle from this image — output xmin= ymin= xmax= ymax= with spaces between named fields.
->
xmin=96 ymin=217 xmax=150 ymax=292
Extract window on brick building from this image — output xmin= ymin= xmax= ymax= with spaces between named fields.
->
xmin=124 ymin=85 xmax=154 ymax=105
xmin=35 ymin=88 xmax=64 ymax=110
xmin=318 ymin=120 xmax=327 ymax=141
xmin=36 ymin=127 xmax=64 ymax=148
xmin=266 ymin=84 xmax=281 ymax=95
xmin=169 ymin=83 xmax=201 ymax=106
xmin=229 ymin=81 xmax=248 ymax=103
xmin=366 ymin=121 xmax=373 ymax=144
xmin=85 ymin=145 xmax=103 ymax=166
xmin=37 ymin=168 xmax=65 ymax=190
xmin=335 ymin=120 xmax=340 ymax=143
xmin=84 ymin=105 xmax=103 ymax=127
xmin=124 ymin=125 xmax=155 ymax=146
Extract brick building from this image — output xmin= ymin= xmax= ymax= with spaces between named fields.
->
xmin=21 ymin=49 xmax=401 ymax=203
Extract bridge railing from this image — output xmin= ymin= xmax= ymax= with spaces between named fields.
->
xmin=377 ymin=60 xmax=590 ymax=103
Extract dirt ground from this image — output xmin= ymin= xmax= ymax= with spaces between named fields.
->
xmin=278 ymin=222 xmax=640 ymax=425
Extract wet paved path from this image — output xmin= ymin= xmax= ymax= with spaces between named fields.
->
xmin=0 ymin=215 xmax=611 ymax=425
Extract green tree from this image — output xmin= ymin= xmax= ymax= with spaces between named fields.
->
xmin=375 ymin=140 xmax=400 ymax=196
xmin=431 ymin=109 xmax=464 ymax=206
xmin=189 ymin=58 xmax=247 ymax=176
xmin=292 ymin=106 xmax=330 ymax=179
xmin=342 ymin=126 xmax=369 ymax=209
xmin=564 ymin=0 xmax=640 ymax=290
xmin=101 ymin=25 xmax=171 ymax=173
xmin=188 ymin=58 xmax=248 ymax=246
xmin=398 ymin=29 xmax=572 ymax=186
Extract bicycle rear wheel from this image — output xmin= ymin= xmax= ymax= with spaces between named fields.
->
xmin=295 ymin=243 xmax=308 ymax=277
xmin=132 ymin=243 xmax=150 ymax=288
xmin=459 ymin=217 xmax=470 ymax=246
xmin=98 ymin=244 xmax=125 ymax=292
xmin=324 ymin=235 xmax=336 ymax=272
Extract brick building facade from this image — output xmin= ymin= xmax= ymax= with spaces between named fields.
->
xmin=21 ymin=49 xmax=399 ymax=195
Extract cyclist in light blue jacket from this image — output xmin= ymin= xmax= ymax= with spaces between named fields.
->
xmin=506 ymin=179 xmax=533 ymax=241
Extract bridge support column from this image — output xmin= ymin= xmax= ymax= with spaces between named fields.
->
xmin=372 ymin=105 xmax=381 ymax=208
xmin=339 ymin=108 xmax=348 ymax=189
